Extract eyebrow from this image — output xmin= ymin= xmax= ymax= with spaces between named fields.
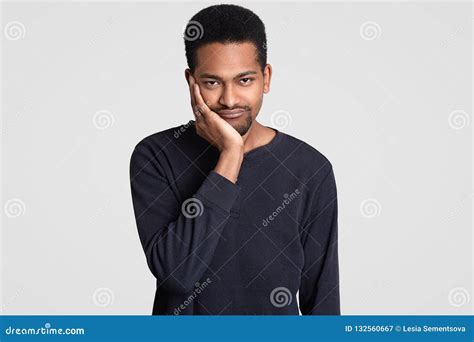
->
xmin=199 ymin=71 xmax=258 ymax=81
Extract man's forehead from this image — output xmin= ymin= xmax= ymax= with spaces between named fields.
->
xmin=195 ymin=42 xmax=260 ymax=75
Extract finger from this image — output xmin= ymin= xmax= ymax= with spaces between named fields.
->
xmin=188 ymin=76 xmax=196 ymax=109
xmin=193 ymin=83 xmax=211 ymax=119
xmin=188 ymin=77 xmax=201 ymax=121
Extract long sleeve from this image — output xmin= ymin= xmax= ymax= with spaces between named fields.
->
xmin=298 ymin=166 xmax=340 ymax=315
xmin=129 ymin=143 xmax=240 ymax=294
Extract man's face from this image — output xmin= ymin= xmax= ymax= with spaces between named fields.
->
xmin=188 ymin=42 xmax=271 ymax=136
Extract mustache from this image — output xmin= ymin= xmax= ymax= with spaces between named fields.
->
xmin=212 ymin=106 xmax=251 ymax=113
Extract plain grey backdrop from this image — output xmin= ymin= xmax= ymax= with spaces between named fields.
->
xmin=1 ymin=1 xmax=472 ymax=314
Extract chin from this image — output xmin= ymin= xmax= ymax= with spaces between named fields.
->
xmin=233 ymin=117 xmax=253 ymax=136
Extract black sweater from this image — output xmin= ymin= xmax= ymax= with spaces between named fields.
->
xmin=129 ymin=121 xmax=340 ymax=315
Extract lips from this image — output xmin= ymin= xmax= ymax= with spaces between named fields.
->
xmin=218 ymin=109 xmax=247 ymax=119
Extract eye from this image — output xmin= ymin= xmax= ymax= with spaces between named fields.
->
xmin=240 ymin=78 xmax=254 ymax=85
xmin=204 ymin=80 xmax=219 ymax=87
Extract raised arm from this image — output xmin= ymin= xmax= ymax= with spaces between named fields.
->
xmin=130 ymin=143 xmax=241 ymax=294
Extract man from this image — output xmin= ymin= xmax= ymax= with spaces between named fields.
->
xmin=130 ymin=4 xmax=340 ymax=315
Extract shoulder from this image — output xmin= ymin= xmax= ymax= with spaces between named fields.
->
xmin=279 ymin=131 xmax=334 ymax=179
xmin=129 ymin=122 xmax=196 ymax=173
xmin=278 ymin=133 xmax=338 ymax=210
xmin=131 ymin=121 xmax=196 ymax=156
xmin=133 ymin=125 xmax=181 ymax=151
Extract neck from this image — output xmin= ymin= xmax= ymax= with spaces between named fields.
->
xmin=241 ymin=120 xmax=276 ymax=154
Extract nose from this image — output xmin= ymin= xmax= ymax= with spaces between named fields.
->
xmin=218 ymin=84 xmax=239 ymax=109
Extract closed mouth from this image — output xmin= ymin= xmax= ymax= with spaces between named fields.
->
xmin=218 ymin=109 xmax=247 ymax=118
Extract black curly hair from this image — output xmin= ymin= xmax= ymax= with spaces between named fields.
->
xmin=184 ymin=4 xmax=267 ymax=73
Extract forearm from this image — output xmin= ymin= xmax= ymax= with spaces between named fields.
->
xmin=131 ymin=146 xmax=241 ymax=294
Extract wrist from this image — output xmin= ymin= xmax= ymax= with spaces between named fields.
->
xmin=214 ymin=148 xmax=243 ymax=184
xmin=221 ymin=145 xmax=244 ymax=158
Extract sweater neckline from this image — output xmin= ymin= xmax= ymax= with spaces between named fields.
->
xmin=242 ymin=126 xmax=284 ymax=161
xmin=190 ymin=122 xmax=284 ymax=161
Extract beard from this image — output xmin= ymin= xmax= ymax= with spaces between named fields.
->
xmin=212 ymin=105 xmax=254 ymax=136
xmin=232 ymin=111 xmax=253 ymax=136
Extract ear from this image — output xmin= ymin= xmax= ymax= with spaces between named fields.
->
xmin=263 ymin=64 xmax=272 ymax=94
xmin=184 ymin=68 xmax=193 ymax=85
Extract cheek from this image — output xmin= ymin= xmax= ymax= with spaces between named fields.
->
xmin=242 ymin=86 xmax=263 ymax=105
xmin=199 ymin=89 xmax=219 ymax=105
xmin=247 ymin=89 xmax=264 ymax=107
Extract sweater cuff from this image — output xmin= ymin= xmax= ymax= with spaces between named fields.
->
xmin=194 ymin=170 xmax=241 ymax=213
